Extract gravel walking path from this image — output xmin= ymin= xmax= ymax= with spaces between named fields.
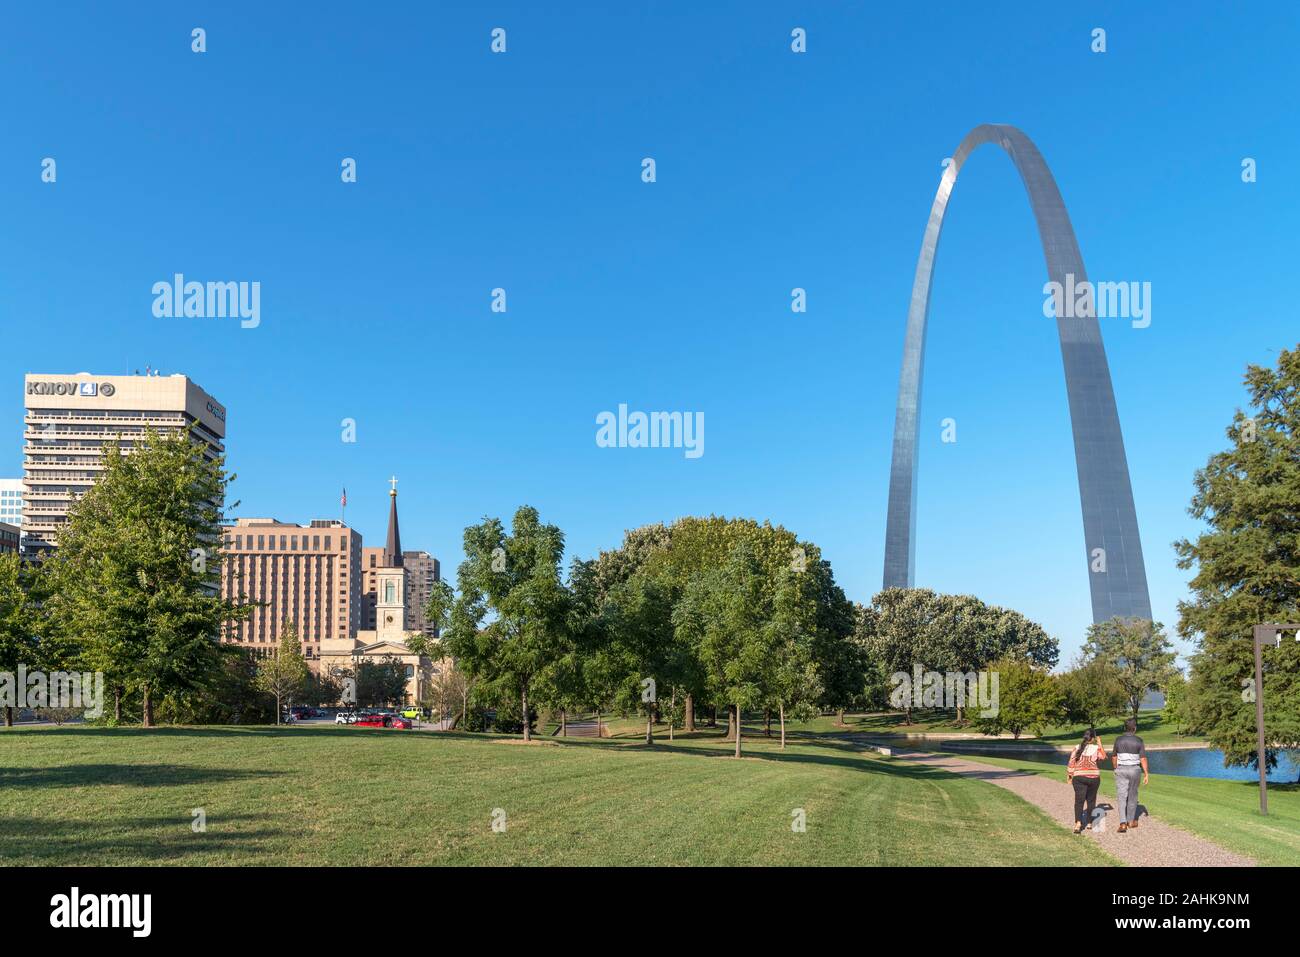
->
xmin=888 ymin=747 xmax=1255 ymax=867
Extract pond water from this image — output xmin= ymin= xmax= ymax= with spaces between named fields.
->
xmin=943 ymin=742 xmax=1300 ymax=783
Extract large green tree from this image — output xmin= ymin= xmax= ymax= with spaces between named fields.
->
xmin=968 ymin=657 xmax=1063 ymax=739
xmin=1082 ymin=617 xmax=1177 ymax=720
xmin=1057 ymin=654 xmax=1128 ymax=728
xmin=1176 ymin=346 xmax=1300 ymax=769
xmin=672 ymin=544 xmax=775 ymax=758
xmin=0 ymin=553 xmax=46 ymax=727
xmin=858 ymin=588 xmax=1058 ymax=723
xmin=440 ymin=506 xmax=571 ymax=743
xmin=44 ymin=428 xmax=249 ymax=726
xmin=580 ymin=516 xmax=860 ymax=729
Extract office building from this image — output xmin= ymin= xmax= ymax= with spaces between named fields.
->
xmin=219 ymin=518 xmax=363 ymax=659
xmin=22 ymin=372 xmax=226 ymax=556
xmin=0 ymin=479 xmax=23 ymax=529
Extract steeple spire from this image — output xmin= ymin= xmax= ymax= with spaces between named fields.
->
xmin=384 ymin=477 xmax=402 ymax=567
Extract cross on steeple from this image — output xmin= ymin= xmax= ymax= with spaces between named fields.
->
xmin=388 ymin=475 xmax=399 ymax=494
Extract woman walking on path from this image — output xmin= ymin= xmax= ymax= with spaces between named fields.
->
xmin=1066 ymin=728 xmax=1107 ymax=834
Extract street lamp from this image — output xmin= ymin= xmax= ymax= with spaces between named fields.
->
xmin=1249 ymin=622 xmax=1300 ymax=815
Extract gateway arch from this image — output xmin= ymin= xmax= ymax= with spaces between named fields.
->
xmin=882 ymin=124 xmax=1152 ymax=623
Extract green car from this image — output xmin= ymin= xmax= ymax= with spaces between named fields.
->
xmin=401 ymin=706 xmax=424 ymax=720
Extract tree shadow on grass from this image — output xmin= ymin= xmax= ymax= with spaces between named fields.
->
xmin=543 ymin=731 xmax=981 ymax=782
xmin=0 ymin=725 xmax=396 ymax=741
xmin=0 ymin=812 xmax=290 ymax=864
xmin=0 ymin=763 xmax=284 ymax=789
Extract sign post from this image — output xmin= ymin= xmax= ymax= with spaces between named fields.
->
xmin=1249 ymin=623 xmax=1300 ymax=816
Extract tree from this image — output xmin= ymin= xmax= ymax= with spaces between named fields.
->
xmin=602 ymin=571 xmax=688 ymax=746
xmin=44 ymin=428 xmax=249 ymax=726
xmin=1083 ymin=617 xmax=1177 ymax=720
xmin=1176 ymin=346 xmax=1300 ymax=770
xmin=255 ymin=622 xmax=310 ymax=723
xmin=857 ymin=589 xmax=947 ymax=723
xmin=578 ymin=516 xmax=858 ymax=734
xmin=1057 ymin=654 xmax=1127 ymax=728
xmin=673 ymin=544 xmax=775 ymax=757
xmin=355 ymin=656 xmax=410 ymax=708
xmin=766 ymin=569 xmax=823 ymax=749
xmin=859 ymin=590 xmax=1059 ymax=722
xmin=0 ymin=553 xmax=45 ymax=727
xmin=968 ymin=657 xmax=1063 ymax=739
xmin=1162 ymin=670 xmax=1193 ymax=735
xmin=440 ymin=506 xmax=571 ymax=743
xmin=424 ymin=665 xmax=471 ymax=729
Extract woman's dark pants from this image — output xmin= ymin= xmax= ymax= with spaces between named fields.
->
xmin=1072 ymin=775 xmax=1100 ymax=828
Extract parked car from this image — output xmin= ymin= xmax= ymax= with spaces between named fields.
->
xmin=354 ymin=713 xmax=411 ymax=729
xmin=290 ymin=706 xmax=318 ymax=720
xmin=400 ymin=705 xmax=425 ymax=720
xmin=335 ymin=711 xmax=356 ymax=725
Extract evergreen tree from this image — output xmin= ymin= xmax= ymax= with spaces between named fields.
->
xmin=1176 ymin=346 xmax=1300 ymax=769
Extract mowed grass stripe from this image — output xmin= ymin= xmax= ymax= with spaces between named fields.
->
xmin=0 ymin=727 xmax=1114 ymax=866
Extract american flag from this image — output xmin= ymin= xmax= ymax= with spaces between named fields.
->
xmin=341 ymin=488 xmax=347 ymax=507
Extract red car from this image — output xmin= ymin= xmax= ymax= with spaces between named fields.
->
xmin=354 ymin=713 xmax=411 ymax=729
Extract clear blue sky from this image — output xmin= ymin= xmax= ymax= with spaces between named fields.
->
xmin=3 ymin=2 xmax=1296 ymax=664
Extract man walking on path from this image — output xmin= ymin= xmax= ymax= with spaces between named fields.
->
xmin=1113 ymin=718 xmax=1149 ymax=833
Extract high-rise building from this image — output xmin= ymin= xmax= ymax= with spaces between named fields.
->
xmin=22 ymin=372 xmax=226 ymax=556
xmin=401 ymin=550 xmax=441 ymax=638
xmin=219 ymin=518 xmax=363 ymax=659
xmin=0 ymin=478 xmax=24 ymax=529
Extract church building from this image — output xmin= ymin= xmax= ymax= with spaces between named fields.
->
xmin=318 ymin=480 xmax=439 ymax=706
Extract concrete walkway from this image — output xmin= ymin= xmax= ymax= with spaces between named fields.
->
xmin=888 ymin=747 xmax=1254 ymax=867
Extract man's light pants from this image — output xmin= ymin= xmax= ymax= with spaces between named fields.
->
xmin=1114 ymin=765 xmax=1142 ymax=823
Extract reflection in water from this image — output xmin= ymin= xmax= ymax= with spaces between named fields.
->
xmin=940 ymin=742 xmax=1300 ymax=783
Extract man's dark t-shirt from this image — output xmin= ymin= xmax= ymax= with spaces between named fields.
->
xmin=1113 ymin=732 xmax=1145 ymax=767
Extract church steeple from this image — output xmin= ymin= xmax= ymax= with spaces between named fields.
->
xmin=384 ymin=476 xmax=403 ymax=567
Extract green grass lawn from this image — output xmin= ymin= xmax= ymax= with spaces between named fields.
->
xmin=934 ymin=751 xmax=1300 ymax=866
xmin=0 ymin=725 xmax=1116 ymax=866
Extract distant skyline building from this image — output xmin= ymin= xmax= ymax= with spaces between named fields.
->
xmin=0 ymin=479 xmax=23 ymax=547
xmin=219 ymin=518 xmax=364 ymax=659
xmin=21 ymin=372 xmax=226 ymax=556
xmin=0 ymin=478 xmax=23 ymax=526
xmin=0 ymin=522 xmax=19 ymax=554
